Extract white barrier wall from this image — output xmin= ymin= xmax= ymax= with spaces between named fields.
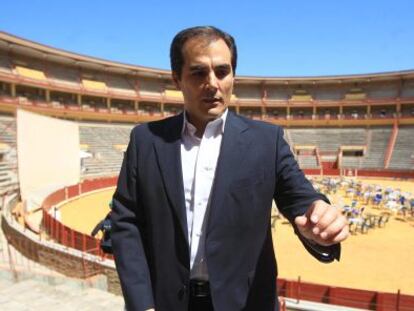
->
xmin=17 ymin=109 xmax=80 ymax=205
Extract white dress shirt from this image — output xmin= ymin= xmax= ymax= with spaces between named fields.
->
xmin=181 ymin=110 xmax=227 ymax=280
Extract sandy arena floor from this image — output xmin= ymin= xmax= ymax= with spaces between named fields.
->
xmin=59 ymin=179 xmax=414 ymax=295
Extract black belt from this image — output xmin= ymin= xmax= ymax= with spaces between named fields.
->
xmin=189 ymin=280 xmax=210 ymax=298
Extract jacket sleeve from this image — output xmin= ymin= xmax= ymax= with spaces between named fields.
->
xmin=273 ymin=127 xmax=340 ymax=262
xmin=111 ymin=128 xmax=155 ymax=311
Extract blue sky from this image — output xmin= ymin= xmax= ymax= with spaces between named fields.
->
xmin=1 ymin=0 xmax=413 ymax=77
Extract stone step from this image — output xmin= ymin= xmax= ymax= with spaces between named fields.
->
xmin=0 ymin=279 xmax=124 ymax=311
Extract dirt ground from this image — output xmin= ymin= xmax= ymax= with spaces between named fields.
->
xmin=59 ymin=179 xmax=414 ymax=295
xmin=59 ymin=190 xmax=113 ymax=236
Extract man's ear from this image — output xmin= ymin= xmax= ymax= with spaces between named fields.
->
xmin=172 ymin=72 xmax=181 ymax=90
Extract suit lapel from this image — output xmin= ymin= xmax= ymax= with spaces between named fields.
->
xmin=152 ymin=113 xmax=189 ymax=247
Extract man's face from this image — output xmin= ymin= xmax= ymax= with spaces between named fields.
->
xmin=173 ymin=37 xmax=234 ymax=128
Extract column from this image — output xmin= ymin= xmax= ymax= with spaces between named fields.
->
xmin=11 ymin=83 xmax=16 ymax=97
xmin=134 ymin=100 xmax=139 ymax=114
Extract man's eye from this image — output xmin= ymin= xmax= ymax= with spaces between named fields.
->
xmin=216 ymin=69 xmax=230 ymax=79
xmin=192 ymin=71 xmax=206 ymax=77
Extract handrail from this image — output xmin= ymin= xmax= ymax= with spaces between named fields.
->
xmin=384 ymin=121 xmax=399 ymax=168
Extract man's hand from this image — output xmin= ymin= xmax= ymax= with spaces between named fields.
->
xmin=294 ymin=200 xmax=349 ymax=246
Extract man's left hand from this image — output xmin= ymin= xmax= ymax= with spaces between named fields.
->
xmin=294 ymin=200 xmax=349 ymax=246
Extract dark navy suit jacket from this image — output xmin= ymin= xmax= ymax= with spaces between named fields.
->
xmin=111 ymin=111 xmax=340 ymax=311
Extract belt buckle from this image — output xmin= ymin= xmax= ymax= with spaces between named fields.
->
xmin=190 ymin=280 xmax=210 ymax=298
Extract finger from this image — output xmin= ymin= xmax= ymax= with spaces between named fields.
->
xmin=331 ymin=225 xmax=350 ymax=244
xmin=294 ymin=215 xmax=308 ymax=228
xmin=319 ymin=215 xmax=348 ymax=241
xmin=313 ymin=207 xmax=338 ymax=234
xmin=308 ymin=200 xmax=329 ymax=225
xmin=319 ymin=224 xmax=350 ymax=246
xmin=295 ymin=215 xmax=313 ymax=237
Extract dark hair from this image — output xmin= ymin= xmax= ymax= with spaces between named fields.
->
xmin=170 ymin=26 xmax=237 ymax=79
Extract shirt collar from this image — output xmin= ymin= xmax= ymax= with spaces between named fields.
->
xmin=181 ymin=109 xmax=228 ymax=137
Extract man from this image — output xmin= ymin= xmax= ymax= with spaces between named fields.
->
xmin=111 ymin=26 xmax=349 ymax=311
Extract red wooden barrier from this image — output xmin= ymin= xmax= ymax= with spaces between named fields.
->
xmin=303 ymin=168 xmax=414 ymax=179
xmin=277 ymin=278 xmax=414 ymax=310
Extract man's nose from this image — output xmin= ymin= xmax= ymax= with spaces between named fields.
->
xmin=206 ymin=72 xmax=219 ymax=90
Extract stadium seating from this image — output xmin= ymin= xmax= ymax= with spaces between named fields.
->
xmin=47 ymin=64 xmax=81 ymax=88
xmin=401 ymin=80 xmax=414 ymax=97
xmin=361 ymin=128 xmax=391 ymax=168
xmin=79 ymin=124 xmax=133 ymax=176
xmin=234 ymin=85 xmax=262 ymax=100
xmin=0 ymin=52 xmax=12 ymax=73
xmin=138 ymin=77 xmax=163 ymax=98
xmin=288 ymin=128 xmax=367 ymax=153
xmin=388 ymin=126 xmax=414 ymax=170
xmin=365 ymin=83 xmax=398 ymax=99
xmin=106 ymin=75 xmax=136 ymax=95
xmin=297 ymin=154 xmax=319 ymax=168
xmin=0 ymin=116 xmax=18 ymax=194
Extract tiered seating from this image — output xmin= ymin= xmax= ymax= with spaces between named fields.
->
xmin=139 ymin=78 xmax=163 ymax=97
xmin=361 ymin=128 xmax=391 ymax=168
xmin=401 ymin=81 xmax=414 ymax=98
xmin=266 ymin=88 xmax=289 ymax=100
xmin=366 ymin=84 xmax=398 ymax=98
xmin=0 ymin=52 xmax=12 ymax=73
xmin=288 ymin=128 xmax=366 ymax=152
xmin=106 ymin=75 xmax=136 ymax=95
xmin=341 ymin=156 xmax=363 ymax=168
xmin=79 ymin=124 xmax=133 ymax=176
xmin=234 ymin=85 xmax=261 ymax=100
xmin=388 ymin=126 xmax=414 ymax=170
xmin=0 ymin=116 xmax=18 ymax=194
xmin=297 ymin=155 xmax=319 ymax=168
xmin=287 ymin=128 xmax=397 ymax=170
xmin=313 ymin=87 xmax=345 ymax=100
xmin=47 ymin=64 xmax=80 ymax=88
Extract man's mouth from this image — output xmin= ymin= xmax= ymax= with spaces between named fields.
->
xmin=202 ymin=97 xmax=222 ymax=104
